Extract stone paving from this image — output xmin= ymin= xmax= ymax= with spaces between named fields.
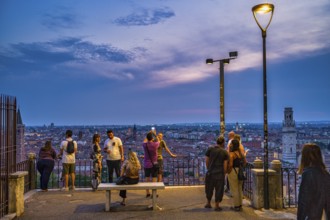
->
xmin=18 ymin=186 xmax=297 ymax=220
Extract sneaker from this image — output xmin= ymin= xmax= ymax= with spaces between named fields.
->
xmin=71 ymin=186 xmax=76 ymax=191
xmin=61 ymin=187 xmax=69 ymax=191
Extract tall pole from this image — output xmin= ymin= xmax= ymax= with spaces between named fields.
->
xmin=262 ymin=29 xmax=269 ymax=210
xmin=219 ymin=61 xmax=225 ymax=136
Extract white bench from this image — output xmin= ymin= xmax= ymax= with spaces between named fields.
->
xmin=98 ymin=182 xmax=165 ymax=211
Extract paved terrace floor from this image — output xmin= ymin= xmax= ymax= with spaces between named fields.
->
xmin=19 ymin=186 xmax=296 ymax=220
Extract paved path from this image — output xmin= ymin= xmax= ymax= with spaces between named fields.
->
xmin=19 ymin=186 xmax=296 ymax=220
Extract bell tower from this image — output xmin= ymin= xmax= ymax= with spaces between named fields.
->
xmin=16 ymin=108 xmax=26 ymax=162
xmin=282 ymin=107 xmax=297 ymax=165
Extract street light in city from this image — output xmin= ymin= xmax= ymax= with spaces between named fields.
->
xmin=252 ymin=3 xmax=274 ymax=210
xmin=206 ymin=51 xmax=238 ymax=136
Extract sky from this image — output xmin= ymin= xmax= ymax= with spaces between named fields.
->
xmin=1 ymin=0 xmax=330 ymax=126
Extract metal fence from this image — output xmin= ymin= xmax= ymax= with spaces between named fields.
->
xmin=0 ymin=95 xmax=17 ymax=218
xmin=33 ymin=156 xmax=208 ymax=189
xmin=27 ymin=155 xmax=255 ymax=201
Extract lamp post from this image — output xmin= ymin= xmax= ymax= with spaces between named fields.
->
xmin=252 ymin=3 xmax=274 ymax=210
xmin=206 ymin=51 xmax=238 ymax=136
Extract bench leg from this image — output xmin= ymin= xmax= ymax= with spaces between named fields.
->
xmin=152 ymin=189 xmax=157 ymax=210
xmin=105 ymin=190 xmax=111 ymax=211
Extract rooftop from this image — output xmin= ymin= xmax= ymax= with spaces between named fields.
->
xmin=19 ymin=186 xmax=297 ymax=220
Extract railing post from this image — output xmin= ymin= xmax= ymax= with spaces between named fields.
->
xmin=271 ymin=160 xmax=283 ymax=209
xmin=251 ymin=157 xmax=277 ymax=209
xmin=28 ymin=153 xmax=37 ymax=190
xmin=252 ymin=158 xmax=264 ymax=209
xmin=9 ymin=171 xmax=28 ymax=216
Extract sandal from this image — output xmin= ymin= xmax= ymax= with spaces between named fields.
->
xmin=214 ymin=207 xmax=222 ymax=211
xmin=120 ymin=202 xmax=126 ymax=206
xmin=230 ymin=206 xmax=241 ymax=211
xmin=204 ymin=204 xmax=212 ymax=208
xmin=146 ymin=193 xmax=151 ymax=198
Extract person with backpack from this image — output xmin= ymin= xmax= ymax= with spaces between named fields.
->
xmin=204 ymin=136 xmax=229 ymax=211
xmin=59 ymin=130 xmax=78 ymax=191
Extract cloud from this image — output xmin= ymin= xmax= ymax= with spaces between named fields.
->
xmin=0 ymin=37 xmax=140 ymax=80
xmin=3 ymin=37 xmax=135 ymax=64
xmin=113 ymin=7 xmax=175 ymax=26
xmin=41 ymin=6 xmax=81 ymax=30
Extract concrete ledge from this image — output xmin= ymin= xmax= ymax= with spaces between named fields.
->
xmin=8 ymin=171 xmax=28 ymax=179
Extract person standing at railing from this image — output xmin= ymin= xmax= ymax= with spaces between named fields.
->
xmin=233 ymin=134 xmax=248 ymax=194
xmin=233 ymin=134 xmax=246 ymax=157
xmin=227 ymin=139 xmax=246 ymax=212
xmin=143 ymin=131 xmax=159 ymax=198
xmin=157 ymin=132 xmax=177 ymax=182
xmin=59 ymin=130 xmax=78 ymax=191
xmin=37 ymin=140 xmax=57 ymax=192
xmin=103 ymin=130 xmax=124 ymax=183
xmin=204 ymin=136 xmax=229 ymax=211
xmin=225 ymin=131 xmax=235 ymax=194
xmin=90 ymin=133 xmax=103 ymax=190
xmin=297 ymin=143 xmax=330 ymax=220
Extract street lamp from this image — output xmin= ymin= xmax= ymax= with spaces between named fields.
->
xmin=252 ymin=3 xmax=274 ymax=210
xmin=206 ymin=51 xmax=238 ymax=136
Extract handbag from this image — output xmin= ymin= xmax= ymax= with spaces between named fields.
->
xmin=115 ymin=176 xmax=126 ymax=185
xmin=236 ymin=166 xmax=247 ymax=181
xmin=234 ymin=152 xmax=247 ymax=181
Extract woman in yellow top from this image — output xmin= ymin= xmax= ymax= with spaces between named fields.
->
xmin=119 ymin=150 xmax=141 ymax=206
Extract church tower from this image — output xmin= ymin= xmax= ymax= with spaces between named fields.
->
xmin=282 ymin=107 xmax=297 ymax=165
xmin=16 ymin=108 xmax=25 ymax=162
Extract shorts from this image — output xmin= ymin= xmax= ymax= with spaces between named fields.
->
xmin=157 ymin=159 xmax=164 ymax=174
xmin=144 ymin=167 xmax=158 ymax=178
xmin=63 ymin=163 xmax=75 ymax=175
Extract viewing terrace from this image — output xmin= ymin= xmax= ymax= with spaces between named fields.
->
xmin=9 ymin=155 xmax=299 ymax=220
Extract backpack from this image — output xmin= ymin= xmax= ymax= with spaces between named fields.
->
xmin=66 ymin=141 xmax=75 ymax=154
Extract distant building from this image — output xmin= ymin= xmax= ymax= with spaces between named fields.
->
xmin=16 ymin=108 xmax=26 ymax=162
xmin=133 ymin=124 xmax=137 ymax=141
xmin=282 ymin=107 xmax=297 ymax=165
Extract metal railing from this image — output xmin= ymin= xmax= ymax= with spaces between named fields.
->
xmin=281 ymin=167 xmax=298 ymax=208
xmin=0 ymin=95 xmax=17 ymax=219
xmin=27 ymin=156 xmax=254 ymax=201
xmin=33 ymin=156 xmax=208 ymax=189
xmin=243 ymin=163 xmax=254 ymax=201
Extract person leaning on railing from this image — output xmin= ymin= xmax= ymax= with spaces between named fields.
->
xmin=37 ymin=140 xmax=57 ymax=192
xmin=297 ymin=143 xmax=330 ymax=220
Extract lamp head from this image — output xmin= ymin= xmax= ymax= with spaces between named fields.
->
xmin=252 ymin=3 xmax=274 ymax=33
xmin=206 ymin=58 xmax=214 ymax=64
xmin=223 ymin=59 xmax=230 ymax=64
xmin=229 ymin=51 xmax=238 ymax=58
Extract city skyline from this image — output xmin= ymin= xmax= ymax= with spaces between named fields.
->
xmin=1 ymin=0 xmax=330 ymax=126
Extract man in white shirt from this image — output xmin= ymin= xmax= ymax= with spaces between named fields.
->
xmin=227 ymin=131 xmax=235 ymax=152
xmin=60 ymin=130 xmax=78 ymax=191
xmin=103 ymin=130 xmax=124 ymax=183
